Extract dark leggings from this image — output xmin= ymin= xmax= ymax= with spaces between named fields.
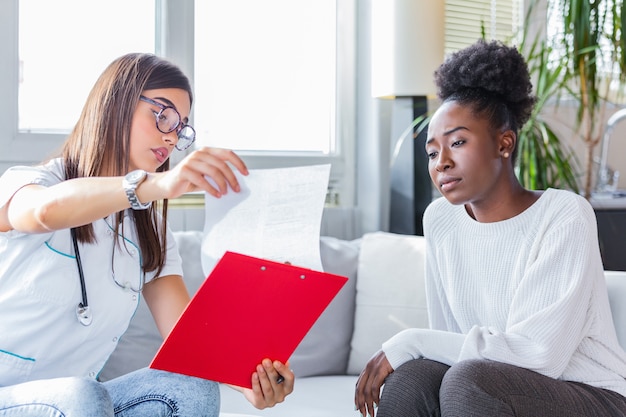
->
xmin=376 ymin=358 xmax=626 ymax=417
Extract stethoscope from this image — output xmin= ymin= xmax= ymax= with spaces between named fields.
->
xmin=70 ymin=225 xmax=144 ymax=326
xmin=71 ymin=228 xmax=92 ymax=326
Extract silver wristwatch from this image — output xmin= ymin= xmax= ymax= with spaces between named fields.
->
xmin=123 ymin=169 xmax=151 ymax=210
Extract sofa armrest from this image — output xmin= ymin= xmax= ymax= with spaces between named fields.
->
xmin=605 ymin=270 xmax=626 ymax=349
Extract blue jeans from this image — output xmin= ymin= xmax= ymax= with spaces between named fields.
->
xmin=0 ymin=368 xmax=220 ymax=417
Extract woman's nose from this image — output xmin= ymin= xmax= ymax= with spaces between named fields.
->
xmin=163 ymin=130 xmax=179 ymax=147
xmin=435 ymin=150 xmax=452 ymax=172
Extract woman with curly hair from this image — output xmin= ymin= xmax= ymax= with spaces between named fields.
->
xmin=354 ymin=39 xmax=626 ymax=416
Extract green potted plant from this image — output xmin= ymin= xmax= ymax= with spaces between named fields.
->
xmin=516 ymin=31 xmax=581 ymax=192
xmin=547 ymin=0 xmax=626 ymax=198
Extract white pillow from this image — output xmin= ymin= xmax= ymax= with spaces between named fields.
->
xmin=288 ymin=236 xmax=360 ymax=377
xmin=347 ymin=232 xmax=429 ymax=375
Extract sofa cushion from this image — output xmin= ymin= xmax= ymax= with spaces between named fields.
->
xmin=288 ymin=236 xmax=359 ymax=377
xmin=99 ymin=231 xmax=359 ymax=381
xmin=347 ymin=231 xmax=429 ymax=375
xmin=219 ymin=375 xmax=359 ymax=416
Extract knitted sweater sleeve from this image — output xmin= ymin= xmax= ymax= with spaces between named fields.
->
xmin=383 ymin=199 xmax=467 ymax=367
xmin=383 ymin=196 xmax=601 ymax=379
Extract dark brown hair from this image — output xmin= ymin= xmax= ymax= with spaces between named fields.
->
xmin=62 ymin=53 xmax=193 ymax=276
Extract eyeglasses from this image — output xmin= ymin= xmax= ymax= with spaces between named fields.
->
xmin=139 ymin=95 xmax=196 ymax=151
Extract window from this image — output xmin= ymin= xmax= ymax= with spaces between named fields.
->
xmin=193 ymin=0 xmax=356 ymax=206
xmin=0 ymin=0 xmax=159 ymax=173
xmin=194 ymin=1 xmax=336 ymax=154
xmin=192 ymin=0 xmax=355 ymax=205
xmin=445 ymin=0 xmax=523 ymax=54
xmin=18 ymin=0 xmax=155 ymax=133
xmin=1 ymin=0 xmax=355 ymax=205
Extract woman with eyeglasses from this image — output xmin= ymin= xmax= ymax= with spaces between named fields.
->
xmin=0 ymin=53 xmax=294 ymax=416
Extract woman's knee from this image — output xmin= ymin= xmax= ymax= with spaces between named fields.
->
xmin=441 ymin=359 xmax=497 ymax=395
xmin=153 ymin=370 xmax=220 ymax=408
xmin=377 ymin=359 xmax=449 ymax=417
xmin=442 ymin=359 xmax=533 ymax=393
xmin=440 ymin=360 xmax=513 ymax=416
xmin=65 ymin=378 xmax=114 ymax=414
xmin=106 ymin=368 xmax=220 ymax=416
xmin=1 ymin=377 xmax=115 ymax=417
xmin=389 ymin=358 xmax=449 ymax=384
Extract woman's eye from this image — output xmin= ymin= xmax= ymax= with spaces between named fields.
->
xmin=452 ymin=139 xmax=465 ymax=147
xmin=426 ymin=151 xmax=437 ymax=159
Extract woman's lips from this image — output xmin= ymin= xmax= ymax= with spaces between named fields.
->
xmin=439 ymin=177 xmax=461 ymax=191
xmin=152 ymin=147 xmax=169 ymax=163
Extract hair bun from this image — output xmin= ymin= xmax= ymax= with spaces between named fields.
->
xmin=434 ymin=39 xmax=536 ymax=130
xmin=435 ymin=39 xmax=532 ymax=105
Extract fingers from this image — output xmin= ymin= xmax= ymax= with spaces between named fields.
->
xmin=176 ymin=147 xmax=248 ymax=197
xmin=198 ymin=147 xmax=248 ymax=196
xmin=210 ymin=147 xmax=249 ymax=177
xmin=355 ymin=372 xmax=379 ymax=417
xmin=246 ymin=359 xmax=294 ymax=410
xmin=354 ymin=350 xmax=392 ymax=417
xmin=257 ymin=359 xmax=294 ymax=397
xmin=272 ymin=360 xmax=294 ymax=389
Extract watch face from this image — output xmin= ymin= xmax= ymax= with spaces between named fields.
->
xmin=127 ymin=170 xmax=146 ymax=184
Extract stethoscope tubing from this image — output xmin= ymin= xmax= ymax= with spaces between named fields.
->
xmin=71 ymin=228 xmax=92 ymax=326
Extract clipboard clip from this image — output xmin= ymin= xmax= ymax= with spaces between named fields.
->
xmin=259 ymin=265 xmax=306 ymax=279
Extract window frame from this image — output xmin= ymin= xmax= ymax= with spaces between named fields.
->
xmin=0 ymin=0 xmax=164 ymax=170
xmin=0 ymin=0 xmax=356 ymax=206
xmin=0 ymin=0 xmax=62 ymax=172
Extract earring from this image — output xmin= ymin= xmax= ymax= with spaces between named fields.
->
xmin=503 ymin=152 xmax=510 ymax=158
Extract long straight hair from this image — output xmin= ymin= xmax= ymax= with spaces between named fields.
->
xmin=62 ymin=53 xmax=193 ymax=276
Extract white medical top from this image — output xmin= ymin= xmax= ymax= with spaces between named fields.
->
xmin=0 ymin=159 xmax=183 ymax=386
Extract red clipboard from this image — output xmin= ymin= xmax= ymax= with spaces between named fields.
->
xmin=149 ymin=251 xmax=348 ymax=388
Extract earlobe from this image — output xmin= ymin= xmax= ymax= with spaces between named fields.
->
xmin=499 ymin=130 xmax=516 ymax=159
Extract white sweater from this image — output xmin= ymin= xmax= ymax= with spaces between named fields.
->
xmin=382 ymin=189 xmax=626 ymax=397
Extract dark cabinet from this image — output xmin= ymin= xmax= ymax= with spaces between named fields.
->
xmin=595 ymin=209 xmax=626 ymax=271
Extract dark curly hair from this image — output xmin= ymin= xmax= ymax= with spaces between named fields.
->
xmin=434 ymin=40 xmax=536 ymax=160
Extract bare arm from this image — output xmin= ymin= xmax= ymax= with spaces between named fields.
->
xmin=3 ymin=178 xmax=132 ymax=233
xmin=0 ymin=147 xmax=248 ymax=234
xmin=142 ymin=274 xmax=190 ymax=338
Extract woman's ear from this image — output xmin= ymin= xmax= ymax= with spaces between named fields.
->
xmin=499 ymin=130 xmax=516 ymax=159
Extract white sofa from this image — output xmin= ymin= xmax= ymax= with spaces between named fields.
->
xmin=100 ymin=231 xmax=626 ymax=417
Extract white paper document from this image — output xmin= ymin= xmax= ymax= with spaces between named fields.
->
xmin=200 ymin=164 xmax=331 ymax=276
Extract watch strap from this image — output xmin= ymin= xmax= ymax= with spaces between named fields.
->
xmin=123 ymin=170 xmax=151 ymax=210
